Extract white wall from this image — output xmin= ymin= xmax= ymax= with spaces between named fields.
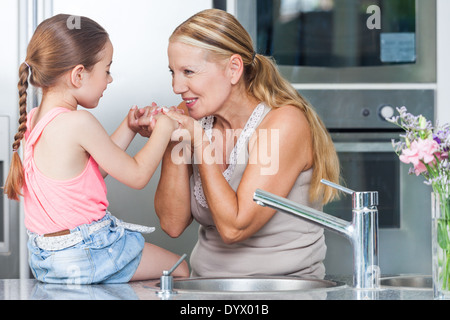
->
xmin=52 ymin=0 xmax=211 ymax=130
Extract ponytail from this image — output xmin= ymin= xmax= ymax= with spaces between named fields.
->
xmin=3 ymin=62 xmax=29 ymax=200
xmin=248 ymin=54 xmax=340 ymax=204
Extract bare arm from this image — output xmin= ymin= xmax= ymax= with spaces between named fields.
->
xmin=154 ymin=102 xmax=193 ymax=237
xmin=154 ymin=141 xmax=193 ymax=237
xmin=98 ymin=106 xmax=139 ymax=177
xmin=75 ymin=110 xmax=177 ymax=190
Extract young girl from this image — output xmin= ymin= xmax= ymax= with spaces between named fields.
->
xmin=3 ymin=14 xmax=189 ymax=284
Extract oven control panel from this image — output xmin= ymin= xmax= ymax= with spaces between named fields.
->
xmin=379 ymin=105 xmax=395 ymax=121
xmin=298 ymin=89 xmax=435 ymax=130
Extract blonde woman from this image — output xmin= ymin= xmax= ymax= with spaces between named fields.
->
xmin=150 ymin=9 xmax=340 ymax=278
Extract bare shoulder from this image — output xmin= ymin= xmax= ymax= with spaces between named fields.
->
xmin=260 ymin=105 xmax=310 ymax=137
xmin=68 ymin=109 xmax=100 ymax=125
xmin=254 ymin=104 xmax=313 ymax=169
xmin=46 ymin=109 xmax=107 ymax=150
xmin=54 ymin=109 xmax=104 ymax=133
xmin=43 ymin=109 xmax=95 ymax=132
xmin=49 ymin=108 xmax=96 ymax=124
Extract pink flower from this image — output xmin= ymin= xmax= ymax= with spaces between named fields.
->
xmin=399 ymin=139 xmax=440 ymax=176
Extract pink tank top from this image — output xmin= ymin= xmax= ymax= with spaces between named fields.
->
xmin=23 ymin=107 xmax=109 ymax=235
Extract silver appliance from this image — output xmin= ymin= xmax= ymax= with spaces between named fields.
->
xmin=235 ymin=0 xmax=436 ymax=84
xmin=301 ymin=89 xmax=435 ymax=275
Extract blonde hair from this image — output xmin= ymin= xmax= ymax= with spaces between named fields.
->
xmin=3 ymin=14 xmax=109 ymax=200
xmin=170 ymin=9 xmax=340 ymax=204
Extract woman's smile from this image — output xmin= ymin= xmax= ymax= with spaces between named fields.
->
xmin=184 ymin=98 xmax=198 ymax=108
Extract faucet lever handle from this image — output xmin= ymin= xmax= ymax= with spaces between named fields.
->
xmin=320 ymin=179 xmax=354 ymax=195
xmin=164 ymin=253 xmax=187 ymax=276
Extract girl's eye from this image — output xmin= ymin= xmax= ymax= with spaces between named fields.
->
xmin=107 ymin=71 xmax=111 ymax=75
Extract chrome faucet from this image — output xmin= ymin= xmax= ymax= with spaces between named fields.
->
xmin=253 ymin=179 xmax=380 ymax=289
xmin=157 ymin=253 xmax=187 ymax=299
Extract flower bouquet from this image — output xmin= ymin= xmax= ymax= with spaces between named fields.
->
xmin=388 ymin=106 xmax=450 ymax=298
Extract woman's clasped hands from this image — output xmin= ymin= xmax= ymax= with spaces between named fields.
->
xmin=130 ymin=103 xmax=204 ymax=149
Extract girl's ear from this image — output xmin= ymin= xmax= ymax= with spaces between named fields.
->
xmin=228 ymin=54 xmax=244 ymax=85
xmin=70 ymin=64 xmax=86 ymax=88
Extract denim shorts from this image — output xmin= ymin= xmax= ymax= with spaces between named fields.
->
xmin=27 ymin=213 xmax=146 ymax=284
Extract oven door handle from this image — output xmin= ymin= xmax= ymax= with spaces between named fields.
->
xmin=334 ymin=142 xmax=394 ymax=153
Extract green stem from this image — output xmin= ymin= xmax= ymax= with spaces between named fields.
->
xmin=437 ymin=195 xmax=450 ymax=292
xmin=446 ymin=250 xmax=450 ymax=290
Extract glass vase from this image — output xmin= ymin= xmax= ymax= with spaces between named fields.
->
xmin=432 ymin=192 xmax=450 ymax=299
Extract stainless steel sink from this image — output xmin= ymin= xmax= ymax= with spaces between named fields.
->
xmin=380 ymin=275 xmax=432 ymax=290
xmin=150 ymin=276 xmax=345 ymax=293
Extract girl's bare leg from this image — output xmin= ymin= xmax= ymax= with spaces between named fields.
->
xmin=130 ymin=242 xmax=189 ymax=281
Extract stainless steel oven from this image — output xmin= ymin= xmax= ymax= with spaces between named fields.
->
xmin=300 ymin=89 xmax=435 ymax=274
xmin=234 ymin=0 xmax=436 ymax=83
xmin=327 ymin=131 xmax=401 ymax=229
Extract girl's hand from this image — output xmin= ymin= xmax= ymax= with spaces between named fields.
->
xmin=139 ymin=106 xmax=183 ymax=134
xmin=127 ymin=105 xmax=142 ymax=133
